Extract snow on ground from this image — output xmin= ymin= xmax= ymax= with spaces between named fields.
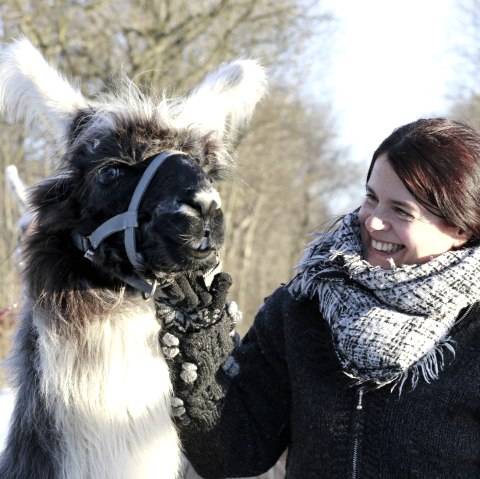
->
xmin=0 ymin=389 xmax=15 ymax=452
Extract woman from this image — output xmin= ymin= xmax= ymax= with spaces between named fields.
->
xmin=161 ymin=118 xmax=480 ymax=478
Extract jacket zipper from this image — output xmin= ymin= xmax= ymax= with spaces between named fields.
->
xmin=351 ymin=387 xmax=365 ymax=479
xmin=456 ymin=303 xmax=474 ymax=325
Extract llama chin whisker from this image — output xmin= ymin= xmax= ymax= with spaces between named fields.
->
xmin=177 ymin=233 xmax=198 ymax=247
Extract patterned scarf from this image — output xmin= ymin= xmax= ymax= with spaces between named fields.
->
xmin=289 ymin=212 xmax=480 ymax=390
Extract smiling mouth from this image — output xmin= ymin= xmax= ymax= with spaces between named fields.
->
xmin=371 ymin=239 xmax=403 ymax=254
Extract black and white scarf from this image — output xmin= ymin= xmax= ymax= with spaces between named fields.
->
xmin=289 ymin=212 xmax=480 ymax=390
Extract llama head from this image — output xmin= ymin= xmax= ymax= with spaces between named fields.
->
xmin=0 ymin=38 xmax=266 ymax=293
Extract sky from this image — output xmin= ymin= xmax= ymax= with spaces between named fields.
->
xmin=314 ymin=0 xmax=471 ymax=166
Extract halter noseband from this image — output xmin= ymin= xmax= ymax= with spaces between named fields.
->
xmin=72 ymin=150 xmax=186 ymax=296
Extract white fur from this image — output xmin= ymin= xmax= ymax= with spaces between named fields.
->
xmin=0 ymin=38 xmax=266 ymax=151
xmin=0 ymin=37 xmax=87 ymax=137
xmin=5 ymin=165 xmax=33 ymax=234
xmin=193 ymin=189 xmax=222 ymax=214
xmin=5 ymin=165 xmax=27 ymax=209
xmin=33 ymin=301 xmax=180 ymax=479
xmin=75 ymin=59 xmax=267 ymax=152
xmin=172 ymin=59 xmax=267 ymax=138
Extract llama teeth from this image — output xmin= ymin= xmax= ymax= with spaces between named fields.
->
xmin=193 ymin=237 xmax=209 ymax=251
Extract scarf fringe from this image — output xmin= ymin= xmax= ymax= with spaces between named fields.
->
xmin=392 ymin=337 xmax=456 ymax=395
xmin=342 ymin=337 xmax=456 ymax=395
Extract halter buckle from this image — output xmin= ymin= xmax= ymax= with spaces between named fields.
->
xmin=84 ymin=249 xmax=95 ymax=261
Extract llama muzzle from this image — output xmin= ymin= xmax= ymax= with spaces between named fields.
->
xmin=73 ymin=150 xmax=192 ymax=296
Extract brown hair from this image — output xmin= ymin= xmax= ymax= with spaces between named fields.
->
xmin=367 ymin=118 xmax=480 ymax=246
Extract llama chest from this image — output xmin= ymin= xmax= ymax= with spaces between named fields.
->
xmin=34 ymin=307 xmax=180 ymax=479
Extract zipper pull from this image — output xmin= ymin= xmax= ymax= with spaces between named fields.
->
xmin=356 ymin=387 xmax=364 ymax=410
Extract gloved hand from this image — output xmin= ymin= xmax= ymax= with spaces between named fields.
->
xmin=156 ymin=271 xmax=232 ymax=312
xmin=155 ymin=271 xmax=242 ymax=425
xmin=154 ymin=272 xmax=234 ymax=332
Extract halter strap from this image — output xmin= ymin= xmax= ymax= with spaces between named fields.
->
xmin=72 ymin=149 xmax=186 ymax=295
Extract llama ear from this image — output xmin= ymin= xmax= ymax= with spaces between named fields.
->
xmin=0 ymin=37 xmax=88 ymax=138
xmin=172 ymin=59 xmax=267 ymax=139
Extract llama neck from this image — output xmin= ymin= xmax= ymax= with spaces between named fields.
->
xmin=23 ymin=230 xmax=138 ymax=322
xmin=33 ymin=301 xmax=180 ymax=479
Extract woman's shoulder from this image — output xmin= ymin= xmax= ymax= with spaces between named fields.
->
xmin=248 ymin=284 xmax=333 ymax=371
xmin=253 ymin=283 xmax=324 ymax=337
xmin=258 ymin=283 xmax=317 ymax=316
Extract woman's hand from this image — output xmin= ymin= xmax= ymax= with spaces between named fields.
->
xmin=155 ymin=272 xmax=241 ymax=424
xmin=154 ymin=272 xmax=234 ymax=332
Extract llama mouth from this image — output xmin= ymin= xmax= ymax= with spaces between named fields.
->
xmin=186 ymin=245 xmax=215 ymax=259
xmin=192 ymin=236 xmax=210 ymax=251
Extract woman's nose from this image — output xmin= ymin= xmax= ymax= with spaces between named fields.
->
xmin=365 ymin=210 xmax=390 ymax=232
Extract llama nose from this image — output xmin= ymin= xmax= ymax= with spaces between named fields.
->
xmin=192 ymin=188 xmax=222 ymax=217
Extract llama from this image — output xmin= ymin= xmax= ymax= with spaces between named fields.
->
xmin=0 ymin=38 xmax=266 ymax=479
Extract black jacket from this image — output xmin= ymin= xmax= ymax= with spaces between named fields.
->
xmin=172 ymin=286 xmax=480 ymax=478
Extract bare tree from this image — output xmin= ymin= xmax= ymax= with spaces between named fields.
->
xmin=222 ymin=86 xmax=359 ymax=330
xmin=447 ymin=0 xmax=480 ymax=127
xmin=0 ymin=0 xmax=331 ymax=88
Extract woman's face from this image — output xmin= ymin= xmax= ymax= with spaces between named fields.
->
xmin=358 ymin=154 xmax=470 ymax=269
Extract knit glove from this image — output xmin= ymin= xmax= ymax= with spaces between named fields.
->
xmin=155 ymin=272 xmax=234 ymax=331
xmin=155 ymin=272 xmax=242 ymax=425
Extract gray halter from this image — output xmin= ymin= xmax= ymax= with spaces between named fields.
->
xmin=72 ymin=150 xmax=186 ymax=296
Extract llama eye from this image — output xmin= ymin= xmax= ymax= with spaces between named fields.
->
xmin=97 ymin=166 xmax=122 ymax=184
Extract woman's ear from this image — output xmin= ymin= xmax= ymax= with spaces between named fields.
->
xmin=452 ymin=228 xmax=473 ymax=248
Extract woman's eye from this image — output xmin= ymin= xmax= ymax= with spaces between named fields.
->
xmin=395 ymin=208 xmax=413 ymax=219
xmin=97 ymin=166 xmax=122 ymax=184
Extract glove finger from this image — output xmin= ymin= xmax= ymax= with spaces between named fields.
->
xmin=175 ymin=274 xmax=200 ymax=311
xmin=209 ymin=272 xmax=233 ymax=312
xmin=157 ymin=281 xmax=185 ymax=304
xmin=193 ymin=275 xmax=213 ymax=308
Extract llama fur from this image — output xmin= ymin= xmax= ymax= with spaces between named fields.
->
xmin=0 ymin=37 xmax=266 ymax=479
